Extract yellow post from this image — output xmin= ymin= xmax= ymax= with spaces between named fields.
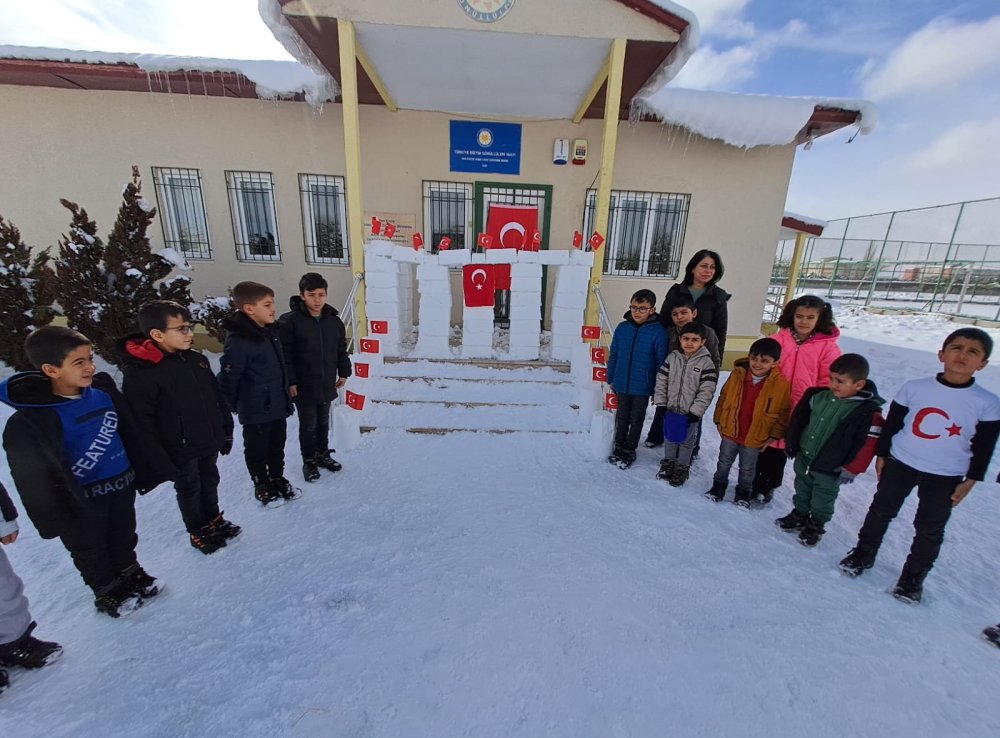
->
xmin=783 ymin=231 xmax=808 ymax=307
xmin=338 ymin=19 xmax=368 ymax=339
xmin=585 ymin=38 xmax=627 ymax=329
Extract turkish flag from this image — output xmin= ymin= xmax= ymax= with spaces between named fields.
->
xmin=477 ymin=232 xmax=494 ymax=250
xmin=591 ymin=347 xmax=607 ymax=364
xmin=581 ymin=325 xmax=601 ymax=340
xmin=592 ymin=366 xmax=607 ymax=382
xmin=487 ymin=203 xmax=539 ymax=251
xmin=589 ymin=231 xmax=605 ymax=251
xmin=359 ymin=338 xmax=380 ymax=354
xmin=412 ymin=232 xmax=424 ymax=250
xmin=371 ymin=216 xmax=381 ymax=236
xmin=438 ymin=236 xmax=452 ymax=251
xmin=493 ymin=264 xmax=512 ymax=291
xmin=383 ymin=223 xmax=397 ymax=239
xmin=530 ymin=229 xmax=542 ymax=251
xmin=572 ymin=230 xmax=584 ymax=249
xmin=354 ymin=362 xmax=370 ymax=379
xmin=605 ymin=393 xmax=618 ymax=411
xmin=463 ymin=264 xmax=495 ymax=308
xmin=345 ymin=390 xmax=366 ymax=411
xmin=370 ymin=320 xmax=388 ymax=335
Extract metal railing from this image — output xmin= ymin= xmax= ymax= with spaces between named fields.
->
xmin=341 ymin=272 xmax=364 ymax=354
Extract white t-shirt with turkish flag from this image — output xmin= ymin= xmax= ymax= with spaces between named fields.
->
xmin=889 ymin=376 xmax=1000 ymax=477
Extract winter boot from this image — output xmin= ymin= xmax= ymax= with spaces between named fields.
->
xmin=669 ymin=463 xmax=690 ymax=487
xmin=644 ymin=439 xmax=662 ymax=449
xmin=797 ymin=517 xmax=826 ymax=547
xmin=316 ymin=450 xmax=342 ymax=472
xmin=190 ymin=524 xmax=227 ymax=555
xmin=732 ymin=486 xmax=752 ymax=508
xmin=269 ymin=477 xmax=300 ymax=500
xmin=657 ymin=459 xmax=676 ymax=481
xmin=0 ymin=622 xmax=63 ymax=669
xmin=0 ymin=667 xmax=7 ymax=695
xmin=120 ymin=564 xmax=160 ymax=598
xmin=93 ymin=580 xmax=143 ymax=618
xmin=893 ymin=564 xmax=929 ymax=604
xmin=704 ymin=482 xmax=726 ymax=502
xmin=209 ymin=513 xmax=242 ymax=540
xmin=839 ymin=547 xmax=876 ymax=577
xmin=982 ymin=624 xmax=1000 ymax=648
xmin=254 ymin=478 xmax=280 ymax=506
xmin=774 ymin=508 xmax=808 ymax=532
xmin=608 ymin=446 xmax=624 ymax=465
xmin=302 ymin=458 xmax=320 ymax=483
xmin=615 ymin=449 xmax=637 ymax=469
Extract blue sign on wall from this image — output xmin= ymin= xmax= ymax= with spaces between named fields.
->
xmin=449 ymin=120 xmax=522 ymax=175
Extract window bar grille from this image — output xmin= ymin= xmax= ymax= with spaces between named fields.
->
xmin=151 ymin=167 xmax=212 ymax=260
xmin=226 ymin=170 xmax=280 ymax=262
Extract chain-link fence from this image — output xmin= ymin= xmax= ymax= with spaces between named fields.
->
xmin=769 ymin=197 xmax=1000 ymax=323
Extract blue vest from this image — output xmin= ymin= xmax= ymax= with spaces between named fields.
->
xmin=52 ymin=387 xmax=134 ymax=499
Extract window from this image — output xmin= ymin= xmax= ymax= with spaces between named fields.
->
xmin=151 ymin=167 xmax=212 ymax=259
xmin=423 ymin=181 xmax=472 ymax=253
xmin=299 ymin=174 xmax=349 ymax=264
xmin=226 ymin=171 xmax=280 ymax=262
xmin=584 ymin=189 xmax=690 ymax=277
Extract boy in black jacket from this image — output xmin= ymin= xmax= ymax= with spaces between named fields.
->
xmin=217 ymin=281 xmax=295 ymax=506
xmin=279 ymin=273 xmax=352 ymax=482
xmin=121 ymin=301 xmax=240 ymax=554
xmin=0 ymin=327 xmax=164 ymax=618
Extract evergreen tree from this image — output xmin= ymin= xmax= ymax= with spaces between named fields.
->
xmin=191 ymin=294 xmax=233 ymax=345
xmin=0 ymin=216 xmax=57 ymax=370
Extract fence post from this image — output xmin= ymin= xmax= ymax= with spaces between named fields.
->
xmin=828 ymin=217 xmax=850 ymax=297
xmin=928 ymin=202 xmax=966 ymax=313
xmin=864 ymin=212 xmax=895 ymax=306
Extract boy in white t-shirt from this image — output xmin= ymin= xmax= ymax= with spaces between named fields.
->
xmin=839 ymin=328 xmax=1000 ymax=603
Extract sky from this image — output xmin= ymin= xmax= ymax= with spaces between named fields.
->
xmin=1 ymin=0 xmax=999 ymax=221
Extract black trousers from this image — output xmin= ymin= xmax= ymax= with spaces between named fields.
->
xmin=295 ymin=399 xmax=331 ymax=460
xmin=646 ymin=405 xmax=667 ymax=445
xmin=243 ymin=419 xmax=287 ymax=483
xmin=59 ymin=488 xmax=138 ymax=593
xmin=614 ymin=394 xmax=649 ymax=453
xmin=856 ymin=456 xmax=960 ymax=574
xmin=753 ymin=446 xmax=788 ymax=493
xmin=174 ymin=454 xmax=221 ymax=533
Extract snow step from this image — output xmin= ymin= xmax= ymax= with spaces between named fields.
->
xmin=387 ymin=427 xmax=576 ymax=435
xmin=364 ymin=401 xmax=582 ymax=433
xmin=373 ymin=399 xmax=580 ymax=409
xmin=385 ymin=356 xmax=571 ymax=372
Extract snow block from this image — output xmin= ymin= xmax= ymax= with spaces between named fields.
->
xmin=485 ymin=248 xmax=518 ymax=264
xmin=570 ymin=340 xmax=594 ymax=379
xmin=332 ymin=404 xmax=362 ymax=450
xmin=550 ymin=306 xmax=584 ymax=325
xmin=416 ymin=264 xmax=449 ymax=281
xmin=552 ymin=290 xmax=587 ymax=310
xmin=516 ymin=250 xmax=540 ymax=264
xmin=363 ymin=269 xmax=398 ymax=290
xmin=586 ymin=410 xmax=616 ymax=458
xmin=556 ymin=265 xmax=592 ymax=282
xmin=470 ymin=252 xmax=487 ymax=264
xmin=551 ymin=344 xmax=574 ymax=362
xmin=569 ymin=250 xmax=595 ymax=267
xmin=505 ymin=345 xmax=540 ymax=361
xmin=537 ymin=250 xmax=571 ymax=266
xmin=365 ymin=303 xmax=401 ymax=321
xmin=510 ymin=263 xmax=543 ymax=278
xmin=507 ymin=317 xmax=540 ymax=335
xmin=364 ymin=285 xmax=399 ymax=303
xmin=419 ymin=291 xmax=453 ymax=308
xmin=577 ymin=384 xmax=603 ymax=423
xmin=509 ymin=276 xmax=542 ymax=293
xmin=391 ymin=246 xmax=426 ymax=264
xmin=364 ymin=240 xmax=395 ymax=257
xmin=417 ymin=320 xmax=452 ymax=340
xmin=437 ymin=249 xmax=471 ymax=266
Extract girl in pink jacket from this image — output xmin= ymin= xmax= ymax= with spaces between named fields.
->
xmin=753 ymin=295 xmax=842 ymax=503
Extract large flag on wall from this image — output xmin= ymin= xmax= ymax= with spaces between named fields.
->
xmin=486 ymin=203 xmax=539 ymax=290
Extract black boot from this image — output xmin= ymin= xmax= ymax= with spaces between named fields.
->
xmin=839 ymin=547 xmax=876 ymax=577
xmin=302 ymin=458 xmax=320 ymax=483
xmin=0 ymin=622 xmax=63 ymax=669
xmin=656 ymin=459 xmax=675 ymax=481
xmin=190 ymin=524 xmax=227 ymax=555
xmin=316 ymin=450 xmax=342 ymax=472
xmin=669 ymin=463 xmax=690 ymax=487
xmin=0 ymin=667 xmax=7 ymax=695
xmin=893 ymin=564 xmax=929 ymax=604
xmin=732 ymin=486 xmax=752 ymax=508
xmin=982 ymin=623 xmax=1000 ymax=647
xmin=798 ymin=517 xmax=826 ymax=547
xmin=774 ymin=508 xmax=808 ymax=531
xmin=93 ymin=579 xmax=143 ymax=618
xmin=269 ymin=477 xmax=301 ymax=500
xmin=704 ymin=482 xmax=726 ymax=502
xmin=254 ymin=477 xmax=280 ymax=506
xmin=209 ymin=513 xmax=242 ymax=540
xmin=616 ymin=449 xmax=637 ymax=469
xmin=120 ymin=564 xmax=160 ymax=598
xmin=608 ymin=446 xmax=624 ymax=465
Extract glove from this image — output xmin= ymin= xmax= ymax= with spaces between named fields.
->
xmin=839 ymin=470 xmax=857 ymax=485
xmin=220 ymin=436 xmax=233 ymax=456
xmin=685 ymin=413 xmax=700 ymax=424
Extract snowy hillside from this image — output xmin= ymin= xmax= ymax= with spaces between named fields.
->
xmin=1 ymin=312 xmax=999 ymax=737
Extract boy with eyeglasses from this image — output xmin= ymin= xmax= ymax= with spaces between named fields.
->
xmin=607 ymin=289 xmax=668 ymax=469
xmin=120 ymin=300 xmax=240 ymax=554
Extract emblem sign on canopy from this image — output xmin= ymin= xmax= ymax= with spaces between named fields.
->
xmin=457 ymin=0 xmax=516 ymax=23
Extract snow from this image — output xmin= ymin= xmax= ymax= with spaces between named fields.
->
xmin=783 ymin=210 xmax=828 ymax=230
xmin=157 ymin=248 xmax=189 ymax=269
xmin=257 ymin=0 xmax=340 ymax=106
xmin=2 ymin=327 xmax=1000 ymax=729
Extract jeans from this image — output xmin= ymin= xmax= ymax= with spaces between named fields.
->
xmin=712 ymin=437 xmax=760 ymax=494
xmin=174 ymin=454 xmax=221 ymax=532
xmin=58 ymin=488 xmax=138 ymax=592
xmin=664 ymin=420 xmax=699 ymax=466
xmin=614 ymin=394 xmax=649 ymax=453
xmin=295 ymin=400 xmax=332 ymax=460
xmin=243 ymin=419 xmax=287 ymax=483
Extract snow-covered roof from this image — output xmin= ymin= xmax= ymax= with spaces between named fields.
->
xmin=780 ymin=211 xmax=828 ymax=239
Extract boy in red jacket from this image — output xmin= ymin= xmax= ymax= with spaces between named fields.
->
xmin=775 ymin=354 xmax=884 ymax=547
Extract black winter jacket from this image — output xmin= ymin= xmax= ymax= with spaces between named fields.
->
xmin=278 ymin=297 xmax=352 ymax=404
xmin=217 ymin=312 xmax=293 ymax=425
xmin=660 ymin=283 xmax=731 ymax=355
xmin=119 ymin=335 xmax=234 ymax=474
xmin=0 ymin=372 xmax=167 ymax=539
xmin=0 ymin=480 xmax=17 ymax=532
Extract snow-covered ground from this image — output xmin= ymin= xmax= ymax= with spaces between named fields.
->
xmin=1 ymin=311 xmax=999 ymax=737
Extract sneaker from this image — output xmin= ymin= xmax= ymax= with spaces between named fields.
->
xmin=656 ymin=459 xmax=675 ymax=481
xmin=120 ymin=565 xmax=160 ymax=598
xmin=209 ymin=513 xmax=242 ymax=540
xmin=839 ymin=547 xmax=876 ymax=577
xmin=892 ymin=566 xmax=928 ymax=604
xmin=303 ymin=459 xmax=320 ymax=483
xmin=0 ymin=622 xmax=63 ymax=669
xmin=269 ymin=477 xmax=300 ymax=500
xmin=982 ymin=624 xmax=1000 ymax=648
xmin=669 ymin=463 xmax=690 ymax=487
xmin=93 ymin=581 xmax=143 ymax=618
xmin=798 ymin=518 xmax=826 ymax=547
xmin=644 ymin=439 xmax=663 ymax=448
xmin=316 ymin=450 xmax=342 ymax=472
xmin=254 ymin=478 xmax=281 ymax=506
xmin=190 ymin=525 xmax=227 ymax=555
xmin=704 ymin=482 xmax=726 ymax=502
xmin=774 ymin=509 xmax=808 ymax=531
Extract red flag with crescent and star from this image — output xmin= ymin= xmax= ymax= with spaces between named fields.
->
xmin=462 ymin=264 xmax=496 ymax=308
xmin=354 ymin=362 xmax=370 ymax=379
xmin=345 ymin=390 xmax=366 ymax=411
xmin=593 ymin=366 xmax=607 ymax=383
xmin=487 ymin=204 xmax=539 ymax=251
xmin=370 ymin=320 xmax=388 ymax=335
xmin=605 ymin=393 xmax=618 ymax=411
xmin=359 ymin=338 xmax=380 ymax=354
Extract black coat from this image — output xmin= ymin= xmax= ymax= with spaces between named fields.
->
xmin=785 ymin=382 xmax=884 ymax=475
xmin=119 ymin=335 xmax=234 ymax=474
xmin=278 ymin=297 xmax=352 ymax=404
xmin=217 ymin=312 xmax=293 ymax=425
xmin=0 ymin=480 xmax=17 ymax=528
xmin=0 ymin=372 xmax=167 ymax=539
xmin=660 ymin=283 xmax=731 ymax=355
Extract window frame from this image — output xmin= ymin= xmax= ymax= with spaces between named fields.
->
xmin=299 ymin=173 xmax=349 ymax=265
xmin=150 ymin=166 xmax=213 ymax=260
xmin=422 ymin=180 xmax=473 ymax=255
xmin=226 ymin=170 xmax=281 ymax=262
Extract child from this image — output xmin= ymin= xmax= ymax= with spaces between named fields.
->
xmin=217 ymin=282 xmax=295 ymax=506
xmin=753 ymin=295 xmax=842 ymax=504
xmin=839 ymin=328 xmax=1000 ymax=603
xmin=1 ymin=480 xmax=62 ymax=696
xmin=644 ymin=298 xmax=721 ymax=448
xmin=121 ymin=300 xmax=241 ymax=555
xmin=653 ymin=322 xmax=719 ymax=486
xmin=607 ymin=290 xmax=668 ymax=469
xmin=775 ymin=353 xmax=884 ymax=546
xmin=0 ymin=326 xmax=164 ymax=617
xmin=278 ymin=273 xmax=352 ymax=483
xmin=707 ymin=337 xmax=791 ymax=506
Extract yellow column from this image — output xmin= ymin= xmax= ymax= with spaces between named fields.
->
xmin=585 ymin=38 xmax=627 ymax=328
xmin=782 ymin=231 xmax=807 ymax=307
xmin=338 ymin=19 xmax=368 ymax=339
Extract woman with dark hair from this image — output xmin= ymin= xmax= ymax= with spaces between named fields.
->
xmin=645 ymin=250 xmax=731 ymax=448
